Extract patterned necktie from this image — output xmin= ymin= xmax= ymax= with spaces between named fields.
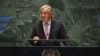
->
xmin=44 ymin=23 xmax=49 ymax=40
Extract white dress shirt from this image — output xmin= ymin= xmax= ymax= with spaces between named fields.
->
xmin=42 ymin=19 xmax=51 ymax=37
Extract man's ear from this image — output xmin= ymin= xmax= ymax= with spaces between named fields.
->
xmin=50 ymin=13 xmax=52 ymax=17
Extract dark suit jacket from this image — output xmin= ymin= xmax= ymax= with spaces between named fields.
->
xmin=29 ymin=19 xmax=69 ymax=46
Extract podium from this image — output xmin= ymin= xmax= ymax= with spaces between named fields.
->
xmin=27 ymin=39 xmax=72 ymax=41
xmin=27 ymin=39 xmax=76 ymax=46
xmin=0 ymin=39 xmax=99 ymax=56
xmin=0 ymin=46 xmax=99 ymax=56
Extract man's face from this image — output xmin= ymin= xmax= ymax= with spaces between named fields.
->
xmin=40 ymin=8 xmax=52 ymax=23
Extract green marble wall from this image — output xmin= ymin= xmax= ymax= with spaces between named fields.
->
xmin=0 ymin=0 xmax=100 ymax=47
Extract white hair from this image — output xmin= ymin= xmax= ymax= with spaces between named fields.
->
xmin=40 ymin=5 xmax=52 ymax=13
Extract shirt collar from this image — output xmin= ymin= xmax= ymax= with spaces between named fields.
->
xmin=43 ymin=19 xmax=51 ymax=25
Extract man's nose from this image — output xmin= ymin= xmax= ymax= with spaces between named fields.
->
xmin=42 ymin=14 xmax=45 ymax=16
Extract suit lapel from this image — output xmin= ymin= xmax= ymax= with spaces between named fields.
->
xmin=49 ymin=19 xmax=55 ymax=39
xmin=39 ymin=21 xmax=46 ymax=39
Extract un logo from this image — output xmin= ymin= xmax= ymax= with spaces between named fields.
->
xmin=42 ymin=49 xmax=60 ymax=56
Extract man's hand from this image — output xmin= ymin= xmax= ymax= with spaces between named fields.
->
xmin=33 ymin=36 xmax=40 ymax=44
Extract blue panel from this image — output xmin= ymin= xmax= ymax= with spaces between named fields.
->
xmin=0 ymin=23 xmax=8 ymax=26
xmin=0 ymin=16 xmax=10 ymax=20
xmin=0 ymin=16 xmax=10 ymax=33
xmin=0 ymin=29 xmax=5 ymax=33
xmin=95 ymin=14 xmax=100 ymax=27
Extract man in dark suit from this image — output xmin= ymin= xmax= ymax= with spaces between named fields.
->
xmin=29 ymin=5 xmax=69 ymax=46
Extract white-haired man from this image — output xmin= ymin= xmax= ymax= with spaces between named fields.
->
xmin=29 ymin=5 xmax=69 ymax=46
